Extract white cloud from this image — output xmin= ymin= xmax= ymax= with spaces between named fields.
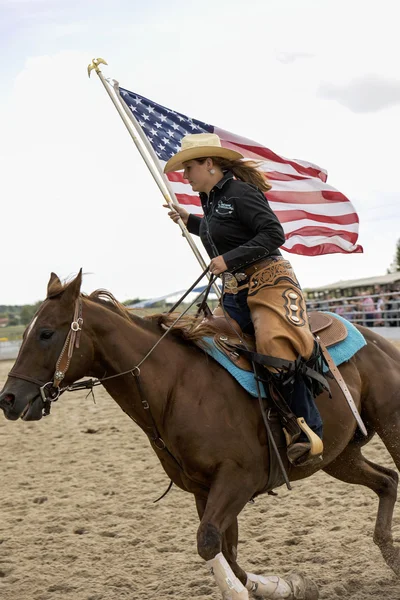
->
xmin=319 ymin=75 xmax=400 ymax=113
xmin=276 ymin=52 xmax=315 ymax=64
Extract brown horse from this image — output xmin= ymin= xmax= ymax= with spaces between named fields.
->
xmin=1 ymin=271 xmax=400 ymax=600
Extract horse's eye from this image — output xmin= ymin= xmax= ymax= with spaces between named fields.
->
xmin=40 ymin=330 xmax=54 ymax=340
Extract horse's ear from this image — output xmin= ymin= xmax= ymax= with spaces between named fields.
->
xmin=47 ymin=272 xmax=62 ymax=298
xmin=61 ymin=269 xmax=83 ymax=305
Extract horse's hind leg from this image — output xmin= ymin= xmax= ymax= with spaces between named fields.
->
xmin=323 ymin=443 xmax=400 ymax=575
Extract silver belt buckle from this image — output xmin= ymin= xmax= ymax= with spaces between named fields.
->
xmin=223 ymin=273 xmax=238 ymax=294
xmin=235 ymin=272 xmax=247 ymax=282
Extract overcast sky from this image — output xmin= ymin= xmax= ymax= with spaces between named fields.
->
xmin=1 ymin=0 xmax=399 ymax=304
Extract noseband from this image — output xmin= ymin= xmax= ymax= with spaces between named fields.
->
xmin=8 ymin=298 xmax=83 ymax=415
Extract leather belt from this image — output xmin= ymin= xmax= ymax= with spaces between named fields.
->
xmin=223 ymin=256 xmax=281 ymax=294
xmin=240 ymin=256 xmax=281 ymax=279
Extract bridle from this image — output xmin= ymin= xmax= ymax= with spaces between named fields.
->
xmin=7 ymin=295 xmax=166 ymax=441
xmin=8 ymin=298 xmax=84 ymax=414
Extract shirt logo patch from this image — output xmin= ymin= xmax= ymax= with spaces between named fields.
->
xmin=215 ymin=199 xmax=234 ymax=215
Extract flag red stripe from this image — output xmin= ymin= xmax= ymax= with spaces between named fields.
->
xmin=166 ymin=172 xmax=185 ymax=183
xmin=221 ymin=141 xmax=328 ymax=182
xmin=264 ymin=171 xmax=322 ymax=182
xmin=267 ymin=191 xmax=350 ymax=204
xmin=275 ymin=211 xmax=359 ymax=226
xmin=175 ymin=194 xmax=202 ymax=206
xmin=284 ymin=226 xmax=359 ymax=244
xmin=282 ymin=242 xmax=363 ymax=256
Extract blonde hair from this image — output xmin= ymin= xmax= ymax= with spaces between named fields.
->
xmin=197 ymin=157 xmax=272 ymax=192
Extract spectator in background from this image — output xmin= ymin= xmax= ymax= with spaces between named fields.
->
xmin=351 ymin=292 xmax=361 ymax=322
xmin=386 ymin=295 xmax=399 ymax=327
xmin=348 ymin=301 xmax=361 ymax=323
xmin=335 ymin=298 xmax=346 ymax=317
xmin=320 ymin=296 xmax=331 ymax=311
xmin=340 ymin=299 xmax=353 ymax=321
xmin=375 ymin=296 xmax=385 ymax=327
xmin=361 ymin=292 xmax=375 ymax=327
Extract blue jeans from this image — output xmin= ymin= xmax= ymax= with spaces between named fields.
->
xmin=291 ymin=379 xmax=323 ymax=440
xmin=222 ymin=290 xmax=254 ymax=334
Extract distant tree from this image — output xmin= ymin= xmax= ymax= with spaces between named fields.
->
xmin=397 ymin=239 xmax=400 ymax=271
xmin=0 ymin=306 xmax=18 ymax=313
xmin=20 ymin=305 xmax=37 ymax=326
xmin=7 ymin=311 xmax=19 ymax=323
xmin=387 ymin=238 xmax=400 ymax=273
xmin=123 ymin=298 xmax=144 ymax=306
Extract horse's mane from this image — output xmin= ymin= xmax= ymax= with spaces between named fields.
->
xmin=87 ymin=289 xmax=134 ymax=322
xmin=155 ymin=313 xmax=219 ymax=343
xmin=87 ymin=293 xmax=215 ymax=344
xmin=47 ymin=279 xmax=216 ymax=343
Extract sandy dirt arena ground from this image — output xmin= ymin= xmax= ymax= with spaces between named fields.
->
xmin=1 ymin=356 xmax=400 ymax=600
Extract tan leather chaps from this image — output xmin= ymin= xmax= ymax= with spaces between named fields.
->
xmin=246 ymin=258 xmax=315 ymax=364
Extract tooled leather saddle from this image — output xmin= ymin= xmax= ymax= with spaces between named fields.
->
xmin=212 ymin=311 xmax=348 ymax=372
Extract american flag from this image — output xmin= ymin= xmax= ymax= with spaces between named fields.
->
xmin=119 ymin=87 xmax=362 ymax=256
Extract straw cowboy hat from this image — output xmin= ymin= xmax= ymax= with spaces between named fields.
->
xmin=163 ymin=133 xmax=243 ymax=173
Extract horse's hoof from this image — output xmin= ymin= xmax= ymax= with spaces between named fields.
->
xmin=286 ymin=573 xmax=319 ymax=600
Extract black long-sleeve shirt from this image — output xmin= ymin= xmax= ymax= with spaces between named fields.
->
xmin=186 ymin=171 xmax=285 ymax=273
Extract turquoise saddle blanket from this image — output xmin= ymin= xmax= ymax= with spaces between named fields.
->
xmin=202 ymin=313 xmax=366 ymax=398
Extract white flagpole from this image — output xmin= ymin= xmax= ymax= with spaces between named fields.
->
xmin=87 ymin=58 xmax=220 ymax=298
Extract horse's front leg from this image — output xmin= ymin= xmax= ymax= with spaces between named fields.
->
xmin=222 ymin=518 xmax=318 ymax=599
xmin=194 ymin=466 xmax=252 ymax=600
xmin=194 ymin=463 xmax=318 ymax=600
xmin=221 ymin=515 xmax=309 ymax=599
xmin=195 ymin=495 xmax=248 ymax=585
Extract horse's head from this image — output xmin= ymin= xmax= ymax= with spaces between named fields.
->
xmin=0 ymin=270 xmax=94 ymax=421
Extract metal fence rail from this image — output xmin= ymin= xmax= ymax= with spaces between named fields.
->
xmin=0 ymin=340 xmax=22 ymax=361
xmin=306 ymin=290 xmax=400 ymax=327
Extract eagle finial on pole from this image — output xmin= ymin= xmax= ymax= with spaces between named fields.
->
xmin=87 ymin=58 xmax=108 ymax=78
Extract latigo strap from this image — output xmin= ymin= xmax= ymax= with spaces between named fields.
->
xmin=318 ymin=338 xmax=368 ymax=436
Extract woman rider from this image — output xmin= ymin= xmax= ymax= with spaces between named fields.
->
xmin=164 ymin=133 xmax=323 ymax=466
